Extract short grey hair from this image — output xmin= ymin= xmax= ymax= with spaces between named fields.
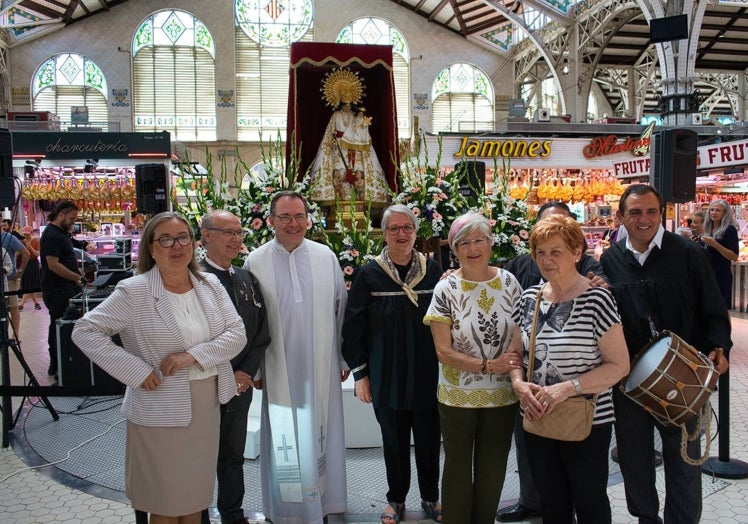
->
xmin=381 ymin=204 xmax=419 ymax=231
xmin=448 ymin=212 xmax=494 ymax=253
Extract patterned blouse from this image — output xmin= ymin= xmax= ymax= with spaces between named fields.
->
xmin=424 ymin=269 xmax=522 ymax=408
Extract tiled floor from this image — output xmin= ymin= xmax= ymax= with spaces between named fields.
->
xmin=1 ymin=300 xmax=748 ymax=523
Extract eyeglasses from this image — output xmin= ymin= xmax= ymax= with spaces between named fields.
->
xmin=385 ymin=224 xmax=416 ymax=235
xmin=154 ymin=234 xmax=192 ymax=248
xmin=624 ymin=209 xmax=661 ymax=219
xmin=205 ymin=227 xmax=246 ymax=239
xmin=273 ymin=214 xmax=307 ymax=224
xmin=455 ymin=237 xmax=488 ymax=250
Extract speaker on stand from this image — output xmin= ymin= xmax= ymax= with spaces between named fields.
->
xmin=135 ymin=163 xmax=169 ymax=214
xmin=650 ymin=129 xmax=697 ymax=204
xmin=0 ymin=129 xmax=15 ymax=209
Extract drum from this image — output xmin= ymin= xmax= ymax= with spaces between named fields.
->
xmin=621 ymin=331 xmax=718 ymax=427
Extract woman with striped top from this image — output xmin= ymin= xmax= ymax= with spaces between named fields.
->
xmin=507 ymin=215 xmax=629 ymax=524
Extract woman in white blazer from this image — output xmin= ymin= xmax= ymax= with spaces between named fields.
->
xmin=73 ymin=212 xmax=246 ymax=524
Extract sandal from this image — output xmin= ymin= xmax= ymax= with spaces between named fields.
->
xmin=380 ymin=501 xmax=405 ymax=524
xmin=421 ymin=500 xmax=442 ymax=522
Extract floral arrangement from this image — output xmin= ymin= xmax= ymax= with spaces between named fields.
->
xmin=172 ymin=135 xmax=323 ymax=258
xmin=478 ymin=160 xmax=532 ymax=264
xmin=393 ymin=136 xmax=466 ymax=239
xmin=321 ymin=193 xmax=383 ymax=289
xmin=394 ymin=135 xmax=532 ymax=265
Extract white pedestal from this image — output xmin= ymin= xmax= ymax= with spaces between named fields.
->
xmin=341 ymin=374 xmax=382 ymax=448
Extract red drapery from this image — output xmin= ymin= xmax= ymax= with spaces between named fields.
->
xmin=287 ymin=42 xmax=399 ymax=192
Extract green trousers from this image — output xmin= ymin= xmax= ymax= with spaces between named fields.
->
xmin=438 ymin=402 xmax=517 ymax=524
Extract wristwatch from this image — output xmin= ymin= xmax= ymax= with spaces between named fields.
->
xmin=571 ymin=378 xmax=583 ymax=395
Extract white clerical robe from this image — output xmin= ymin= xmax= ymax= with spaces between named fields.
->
xmin=244 ymin=238 xmax=348 ymax=524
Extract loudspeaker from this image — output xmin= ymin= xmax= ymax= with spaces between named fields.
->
xmin=455 ymin=161 xmax=486 ymax=199
xmin=534 ymin=108 xmax=550 ymax=122
xmin=0 ymin=178 xmax=15 ymax=208
xmin=135 ymin=163 xmax=168 ymax=214
xmin=651 ymin=129 xmax=697 ymax=203
xmin=0 ymin=128 xmax=13 ymax=179
xmin=687 ymin=113 xmax=702 ymax=125
xmin=56 ymin=319 xmax=123 ymax=387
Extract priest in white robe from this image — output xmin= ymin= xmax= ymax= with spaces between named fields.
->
xmin=244 ymin=191 xmax=349 ymax=524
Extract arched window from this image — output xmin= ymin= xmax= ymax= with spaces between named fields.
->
xmin=235 ymin=0 xmax=314 ymax=141
xmin=431 ymin=63 xmax=494 ymax=133
xmin=337 ymin=17 xmax=411 ymax=139
xmin=132 ymin=10 xmax=216 ymax=141
xmin=32 ymin=53 xmax=108 ymax=130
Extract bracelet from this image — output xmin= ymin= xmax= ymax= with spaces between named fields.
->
xmin=572 ymin=378 xmax=584 ymax=395
xmin=480 ymin=357 xmax=487 ymax=374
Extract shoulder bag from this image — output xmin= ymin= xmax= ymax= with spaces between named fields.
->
xmin=522 ymin=286 xmax=597 ymax=442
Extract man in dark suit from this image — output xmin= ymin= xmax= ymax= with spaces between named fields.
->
xmin=200 ymin=210 xmax=270 ymax=524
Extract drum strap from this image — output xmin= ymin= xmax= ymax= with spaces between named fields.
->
xmin=680 ymin=404 xmax=712 ymax=466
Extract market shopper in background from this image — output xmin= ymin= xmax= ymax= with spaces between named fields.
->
xmin=600 ymin=184 xmax=731 ymax=524
xmin=199 ymin=210 xmax=270 ymax=524
xmin=425 ymin=212 xmax=523 ymax=524
xmin=39 ymin=200 xmax=85 ymax=377
xmin=690 ymin=210 xmax=706 ymax=246
xmin=342 ymin=204 xmax=443 ymax=523
xmin=496 ymin=201 xmax=608 ymax=523
xmin=1 ymin=218 xmax=30 ymax=339
xmin=702 ymin=199 xmax=740 ymax=308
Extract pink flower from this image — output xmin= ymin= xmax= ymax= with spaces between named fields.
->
xmin=519 ymin=229 xmax=529 ymax=239
xmin=345 ymin=281 xmax=352 ymax=290
xmin=489 ymin=219 xmax=497 ymax=227
xmin=343 ymin=265 xmax=354 ymax=275
xmin=512 ymin=235 xmax=521 ymax=245
xmin=438 ymin=192 xmax=448 ymax=200
xmin=432 ymin=212 xmax=442 ymax=220
xmin=251 ymin=218 xmax=263 ymax=230
xmin=412 ymin=207 xmax=421 ymax=216
xmin=350 ymin=249 xmax=360 ymax=258
xmin=265 ymin=186 xmax=275 ymax=193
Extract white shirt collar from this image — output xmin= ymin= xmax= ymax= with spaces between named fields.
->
xmin=625 ymin=224 xmax=665 ymax=265
xmin=203 ymin=255 xmax=233 ymax=274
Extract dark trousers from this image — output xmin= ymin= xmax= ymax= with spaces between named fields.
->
xmin=438 ymin=403 xmax=517 ymax=524
xmin=373 ymin=404 xmax=441 ymax=505
xmin=202 ymin=389 xmax=253 ymax=524
xmin=512 ymin=410 xmax=541 ymax=510
xmin=42 ymin=284 xmax=77 ymax=368
xmin=525 ymin=424 xmax=613 ymax=524
xmin=613 ymin=388 xmax=702 ymax=524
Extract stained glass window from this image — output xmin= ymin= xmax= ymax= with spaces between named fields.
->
xmin=132 ymin=10 xmax=216 ymax=141
xmin=431 ymin=63 xmax=494 ymax=133
xmin=337 ymin=17 xmax=411 ymax=139
xmin=32 ymin=54 xmax=109 ymax=130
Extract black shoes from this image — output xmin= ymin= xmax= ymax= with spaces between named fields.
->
xmin=47 ymin=363 xmax=57 ymax=376
xmin=496 ymin=503 xmax=542 ymax=522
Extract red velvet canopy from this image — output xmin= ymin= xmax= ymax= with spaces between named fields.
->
xmin=287 ymin=42 xmax=399 ymax=192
